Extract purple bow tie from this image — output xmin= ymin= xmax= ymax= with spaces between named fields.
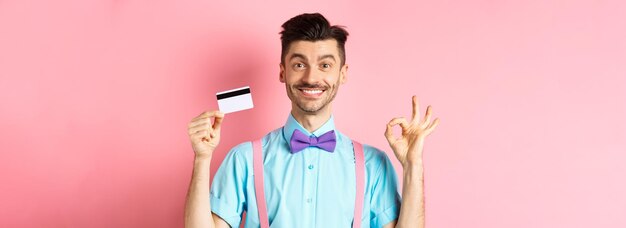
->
xmin=289 ymin=129 xmax=337 ymax=153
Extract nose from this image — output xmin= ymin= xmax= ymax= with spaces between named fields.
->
xmin=301 ymin=68 xmax=322 ymax=86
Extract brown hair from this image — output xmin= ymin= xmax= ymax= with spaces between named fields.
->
xmin=280 ymin=13 xmax=349 ymax=66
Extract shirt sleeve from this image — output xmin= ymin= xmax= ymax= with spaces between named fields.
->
xmin=210 ymin=142 xmax=251 ymax=228
xmin=369 ymin=148 xmax=402 ymax=228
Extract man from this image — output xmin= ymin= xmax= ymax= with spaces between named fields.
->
xmin=185 ymin=13 xmax=439 ymax=228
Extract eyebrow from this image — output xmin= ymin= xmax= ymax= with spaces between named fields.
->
xmin=289 ymin=53 xmax=336 ymax=62
xmin=318 ymin=54 xmax=336 ymax=62
xmin=289 ymin=53 xmax=308 ymax=61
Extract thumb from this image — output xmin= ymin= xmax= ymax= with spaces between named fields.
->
xmin=385 ymin=121 xmax=397 ymax=145
xmin=212 ymin=112 xmax=225 ymax=131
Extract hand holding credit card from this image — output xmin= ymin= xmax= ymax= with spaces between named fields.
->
xmin=216 ymin=86 xmax=254 ymax=114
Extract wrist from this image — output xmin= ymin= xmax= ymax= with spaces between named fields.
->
xmin=403 ymin=161 xmax=423 ymax=173
xmin=194 ymin=154 xmax=212 ymax=162
xmin=402 ymin=159 xmax=423 ymax=169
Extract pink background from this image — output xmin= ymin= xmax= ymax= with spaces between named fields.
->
xmin=1 ymin=0 xmax=625 ymax=227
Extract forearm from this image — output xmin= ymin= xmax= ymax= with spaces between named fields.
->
xmin=396 ymin=162 xmax=425 ymax=228
xmin=184 ymin=155 xmax=215 ymax=228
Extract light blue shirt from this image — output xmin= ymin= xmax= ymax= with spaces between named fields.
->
xmin=210 ymin=113 xmax=401 ymax=228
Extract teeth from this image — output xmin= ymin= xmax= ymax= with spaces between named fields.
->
xmin=302 ymin=89 xmax=323 ymax=94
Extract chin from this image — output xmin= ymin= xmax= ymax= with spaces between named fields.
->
xmin=297 ymin=101 xmax=329 ymax=113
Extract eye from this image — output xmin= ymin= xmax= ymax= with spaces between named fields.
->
xmin=293 ymin=63 xmax=305 ymax=69
xmin=321 ymin=63 xmax=331 ymax=69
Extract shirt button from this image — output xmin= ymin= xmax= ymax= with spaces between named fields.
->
xmin=308 ymin=164 xmax=314 ymax=170
xmin=306 ymin=198 xmax=312 ymax=203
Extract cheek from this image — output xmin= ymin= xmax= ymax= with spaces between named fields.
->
xmin=328 ymin=71 xmax=342 ymax=85
xmin=284 ymin=75 xmax=299 ymax=86
xmin=285 ymin=71 xmax=303 ymax=83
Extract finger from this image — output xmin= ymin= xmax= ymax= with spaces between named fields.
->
xmin=188 ymin=123 xmax=210 ymax=135
xmin=191 ymin=110 xmax=219 ymax=123
xmin=191 ymin=129 xmax=207 ymax=136
xmin=411 ymin=95 xmax=420 ymax=123
xmin=420 ymin=105 xmax=432 ymax=128
xmin=191 ymin=112 xmax=206 ymax=121
xmin=212 ymin=111 xmax=225 ymax=131
xmin=385 ymin=121 xmax=397 ymax=144
xmin=191 ymin=130 xmax=209 ymax=142
xmin=193 ymin=111 xmax=211 ymax=120
xmin=189 ymin=117 xmax=211 ymax=128
xmin=386 ymin=117 xmax=409 ymax=144
xmin=425 ymin=118 xmax=440 ymax=133
xmin=188 ymin=123 xmax=211 ymax=135
xmin=198 ymin=110 xmax=221 ymax=119
xmin=190 ymin=110 xmax=223 ymax=129
xmin=189 ymin=129 xmax=212 ymax=137
xmin=389 ymin=117 xmax=410 ymax=130
xmin=209 ymin=131 xmax=217 ymax=139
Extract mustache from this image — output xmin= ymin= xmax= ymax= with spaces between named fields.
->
xmin=294 ymin=83 xmax=329 ymax=89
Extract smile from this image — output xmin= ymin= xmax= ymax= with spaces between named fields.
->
xmin=298 ymin=88 xmax=325 ymax=98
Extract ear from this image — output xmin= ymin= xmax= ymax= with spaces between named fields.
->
xmin=339 ymin=64 xmax=348 ymax=85
xmin=279 ymin=63 xmax=286 ymax=83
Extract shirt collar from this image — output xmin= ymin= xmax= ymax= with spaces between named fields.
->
xmin=282 ymin=113 xmax=336 ymax=144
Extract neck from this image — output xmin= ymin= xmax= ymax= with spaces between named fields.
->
xmin=290 ymin=105 xmax=332 ymax=133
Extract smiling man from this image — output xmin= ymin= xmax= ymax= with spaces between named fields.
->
xmin=185 ymin=13 xmax=439 ymax=228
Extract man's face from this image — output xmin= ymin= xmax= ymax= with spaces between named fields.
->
xmin=280 ymin=39 xmax=348 ymax=114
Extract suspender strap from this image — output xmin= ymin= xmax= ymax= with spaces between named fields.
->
xmin=252 ymin=139 xmax=365 ymax=228
xmin=252 ymin=139 xmax=270 ymax=228
xmin=352 ymin=140 xmax=365 ymax=228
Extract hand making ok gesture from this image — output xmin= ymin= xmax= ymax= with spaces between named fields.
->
xmin=385 ymin=95 xmax=440 ymax=168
